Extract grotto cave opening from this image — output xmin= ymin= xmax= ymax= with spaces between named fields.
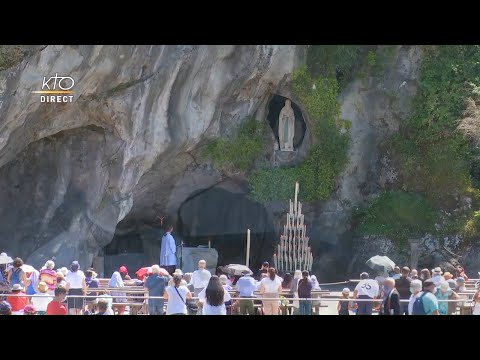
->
xmin=267 ymin=95 xmax=307 ymax=150
xmin=176 ymin=187 xmax=276 ymax=273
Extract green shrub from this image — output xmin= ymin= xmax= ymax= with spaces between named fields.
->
xmin=357 ymin=191 xmax=439 ymax=245
xmin=392 ymin=45 xmax=480 ymax=208
xmin=249 ymin=67 xmax=350 ymax=203
xmin=202 ymin=119 xmax=265 ymax=172
xmin=306 ymin=45 xmax=365 ymax=89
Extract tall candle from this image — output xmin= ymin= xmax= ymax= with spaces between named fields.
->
xmin=246 ymin=229 xmax=251 ymax=268
xmin=294 ymin=181 xmax=299 ymax=210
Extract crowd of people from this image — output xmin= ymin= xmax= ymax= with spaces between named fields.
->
xmin=2 ymin=248 xmax=478 ymax=316
xmin=349 ymin=265 xmax=479 ymax=315
xmin=0 ymin=252 xmax=324 ymax=315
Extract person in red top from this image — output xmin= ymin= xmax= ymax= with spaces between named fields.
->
xmin=7 ymin=284 xmax=29 ymax=314
xmin=47 ymin=286 xmax=68 ymax=315
xmin=119 ymin=266 xmax=131 ymax=281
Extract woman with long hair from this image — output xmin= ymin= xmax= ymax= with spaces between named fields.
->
xmin=260 ymin=268 xmax=282 ymax=315
xmin=198 ymin=275 xmax=231 ymax=315
xmin=164 ymin=274 xmax=192 ymax=315
xmin=109 ymin=271 xmax=126 ymax=315
xmin=420 ymin=268 xmax=431 ymax=281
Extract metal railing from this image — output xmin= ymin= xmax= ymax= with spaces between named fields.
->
xmin=0 ymin=292 xmax=477 ymax=315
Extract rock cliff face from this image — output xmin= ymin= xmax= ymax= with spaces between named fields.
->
xmin=0 ymin=45 xmax=300 ymax=268
xmin=0 ymin=45 xmax=430 ymax=279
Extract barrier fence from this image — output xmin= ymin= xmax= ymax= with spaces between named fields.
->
xmin=0 ymin=292 xmax=477 ymax=315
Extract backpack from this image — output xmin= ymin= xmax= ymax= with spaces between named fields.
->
xmin=10 ymin=268 xmax=22 ymax=286
xmin=412 ymin=292 xmax=428 ymax=315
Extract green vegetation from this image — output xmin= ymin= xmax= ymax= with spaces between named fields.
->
xmin=0 ymin=45 xmax=24 ymax=71
xmin=306 ymin=45 xmax=364 ymax=89
xmin=249 ymin=66 xmax=350 ymax=203
xmin=357 ymin=45 xmax=480 ymax=244
xmin=206 ymin=45 xmax=399 ymax=204
xmin=202 ymin=119 xmax=265 ymax=172
xmin=357 ymin=192 xmax=438 ymax=245
xmin=392 ymin=45 xmax=480 ymax=208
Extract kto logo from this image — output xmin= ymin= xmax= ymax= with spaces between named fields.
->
xmin=32 ymin=73 xmax=75 ymax=103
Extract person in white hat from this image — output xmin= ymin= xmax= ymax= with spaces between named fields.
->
xmin=338 ymin=288 xmax=354 ymax=315
xmin=168 ymin=269 xmax=187 ymax=287
xmin=432 ymin=267 xmax=445 ymax=286
xmin=7 ymin=284 xmax=28 ymax=315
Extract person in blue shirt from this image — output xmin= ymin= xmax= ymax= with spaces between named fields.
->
xmin=421 ymin=279 xmax=440 ymax=315
xmin=235 ymin=270 xmax=257 ymax=315
xmin=160 ymin=224 xmax=177 ymax=275
xmin=145 ymin=265 xmax=168 ymax=315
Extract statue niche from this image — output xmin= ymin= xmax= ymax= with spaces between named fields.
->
xmin=278 ymin=99 xmax=295 ymax=151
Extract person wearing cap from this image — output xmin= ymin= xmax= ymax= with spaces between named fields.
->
xmin=235 ymin=270 xmax=257 ymax=315
xmin=338 ymin=288 xmax=354 ymax=315
xmin=7 ymin=283 xmax=29 ymax=314
xmin=419 ymin=279 xmax=440 ymax=315
xmin=432 ymin=267 xmax=445 ymax=286
xmin=455 ymin=277 xmax=466 ymax=293
xmin=392 ymin=266 xmax=401 ymax=280
xmin=145 ymin=264 xmax=169 ymax=315
xmin=192 ymin=260 xmax=212 ymax=299
xmin=168 ymin=269 xmax=188 ymax=287
xmin=434 ymin=281 xmax=459 ymax=315
xmin=119 ymin=266 xmax=131 ymax=281
xmin=31 ymin=282 xmax=53 ymax=315
xmin=160 ymin=223 xmax=177 ymax=276
xmin=354 ymin=272 xmax=379 ymax=315
xmin=408 ymin=279 xmax=423 ymax=315
xmin=395 ymin=266 xmax=412 ymax=315
xmin=65 ymin=261 xmax=87 ymax=315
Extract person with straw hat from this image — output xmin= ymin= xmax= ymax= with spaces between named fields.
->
xmin=32 ymin=282 xmax=53 ymax=315
xmin=7 ymin=284 xmax=28 ymax=315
